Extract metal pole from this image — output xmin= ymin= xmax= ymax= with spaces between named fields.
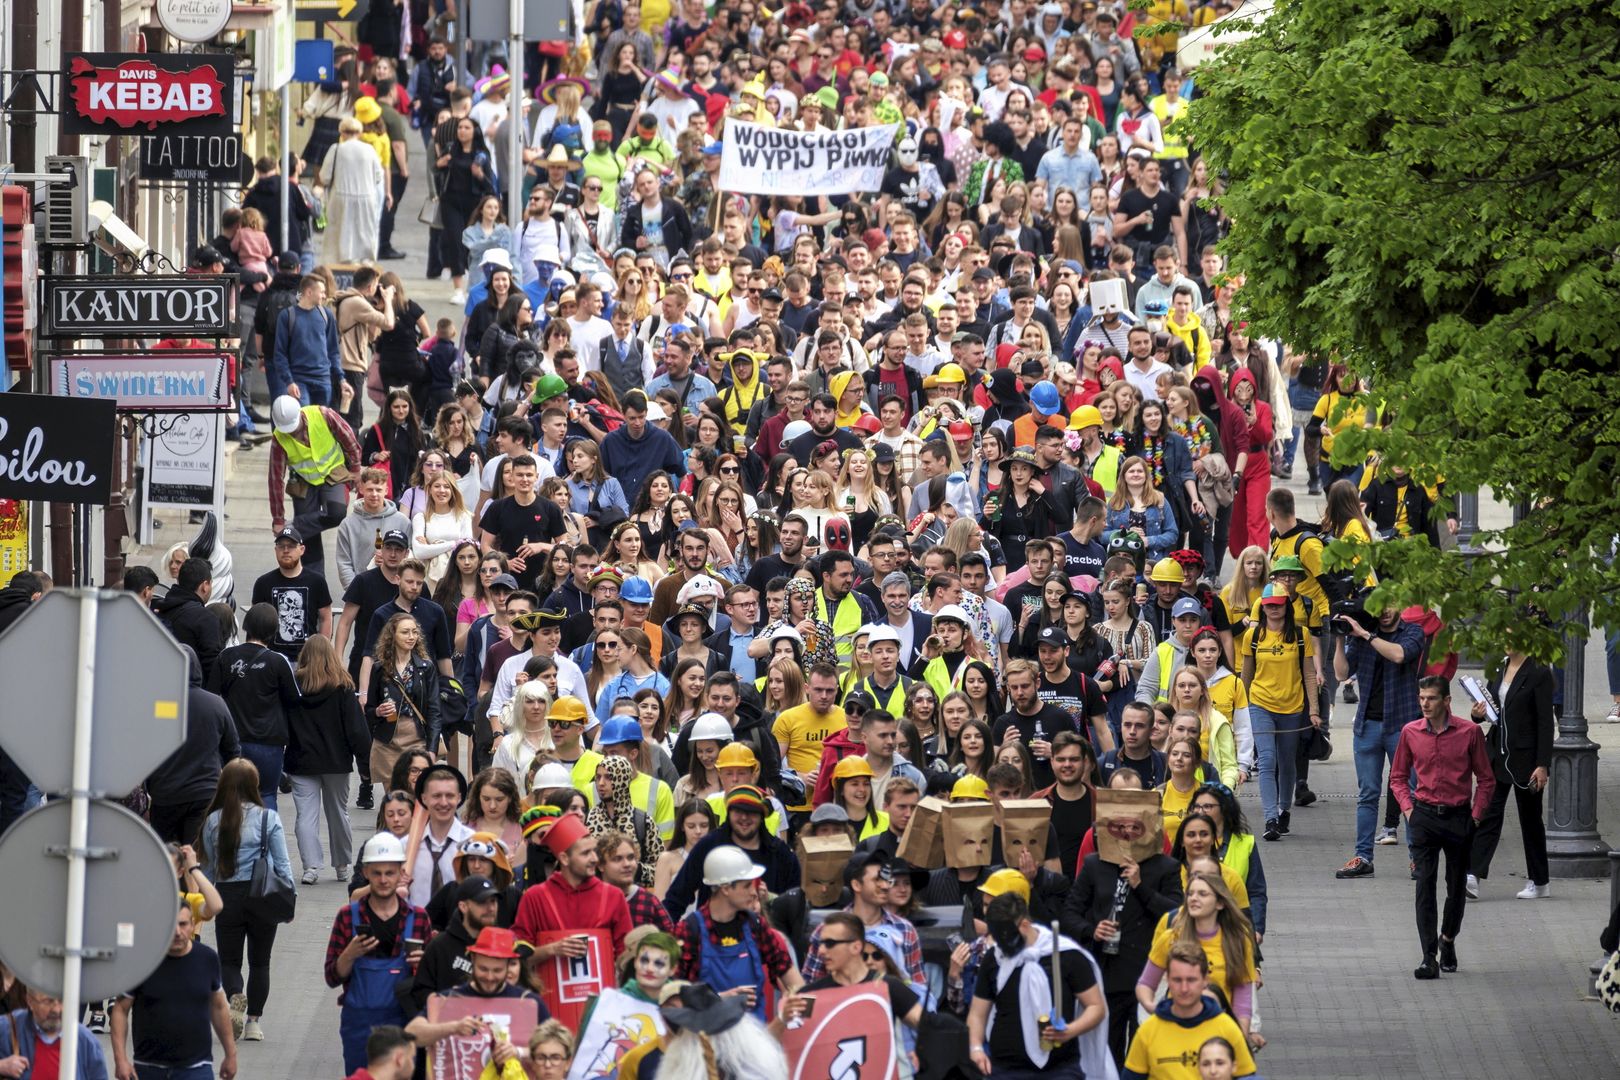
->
xmin=507 ymin=1 xmax=525 ymax=232
xmin=59 ymin=591 xmax=99 ymax=1080
xmin=1547 ymin=607 xmax=1611 ymax=877
xmin=1456 ymin=489 xmax=1478 ymax=547
xmin=280 ymin=86 xmax=292 ymax=255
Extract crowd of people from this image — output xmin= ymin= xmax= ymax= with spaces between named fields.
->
xmin=4 ymin=1 xmax=1616 ymax=1079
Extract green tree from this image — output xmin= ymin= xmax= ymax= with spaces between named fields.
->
xmin=1183 ymin=0 xmax=1620 ymax=660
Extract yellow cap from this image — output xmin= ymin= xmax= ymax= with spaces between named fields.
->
xmin=950 ymin=775 xmax=990 ymax=802
xmin=715 ymin=743 xmax=759 ymax=771
xmin=833 ymin=756 xmax=876 ymax=782
xmin=1068 ymin=404 xmax=1103 ymax=431
xmin=980 ymin=867 xmax=1032 ymax=903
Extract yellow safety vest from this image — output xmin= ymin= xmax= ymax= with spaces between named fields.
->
xmin=1151 ymin=95 xmax=1190 ymax=159
xmin=815 ymin=589 xmax=867 ymax=664
xmin=630 ymin=772 xmax=675 ymax=842
xmin=921 ymin=654 xmax=968 ymax=702
xmin=571 ymin=750 xmax=606 ymax=802
xmin=1220 ymin=830 xmax=1254 ymax=885
xmin=273 ymin=406 xmax=345 ymax=485
xmin=1151 ymin=639 xmax=1189 ymax=701
xmin=1084 ymin=444 xmax=1123 ymax=497
xmin=706 ymin=790 xmax=785 ymax=839
xmin=859 ymin=675 xmax=912 ymax=720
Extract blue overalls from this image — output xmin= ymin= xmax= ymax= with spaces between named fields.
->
xmin=689 ymin=909 xmax=768 ymax=1022
xmin=339 ymin=901 xmax=418 ymax=1073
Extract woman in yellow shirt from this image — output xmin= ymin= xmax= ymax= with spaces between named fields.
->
xmin=1239 ymin=586 xmax=1319 ymax=840
xmin=1166 ymin=665 xmax=1240 ymax=788
xmin=1138 ymin=871 xmax=1259 ymax=1042
xmin=1187 ymin=629 xmax=1252 ymax=785
xmin=1307 ymin=365 xmax=1369 ymax=492
xmin=1158 ymin=736 xmax=1202 ymax=834
xmin=1171 ymin=812 xmax=1250 ymax=912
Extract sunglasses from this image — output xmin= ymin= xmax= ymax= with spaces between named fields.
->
xmin=720 ymin=465 xmax=740 ymax=474
xmin=817 ymin=937 xmax=858 ymax=949
xmin=548 ymin=718 xmax=585 ymax=729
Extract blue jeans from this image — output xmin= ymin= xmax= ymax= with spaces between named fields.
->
xmin=299 ymin=377 xmax=332 ymax=408
xmin=1250 ymin=703 xmax=1302 ymax=823
xmin=133 ymin=1065 xmax=213 ymax=1080
xmin=239 ymin=743 xmax=285 ymax=814
xmin=1353 ymin=718 xmax=1404 ymax=860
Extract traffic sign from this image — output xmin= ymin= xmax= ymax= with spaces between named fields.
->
xmin=0 ymin=590 xmax=188 ymax=797
xmin=0 ymin=799 xmax=180 ymax=999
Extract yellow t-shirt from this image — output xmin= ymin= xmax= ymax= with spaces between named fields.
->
xmin=1179 ymin=863 xmax=1251 ymax=913
xmin=1149 ymin=919 xmax=1257 ymax=1002
xmin=1239 ymin=625 xmax=1313 ymax=714
xmin=1160 ymin=780 xmax=1196 ymax=834
xmin=1206 ymin=674 xmax=1248 ymax=732
xmin=771 ymin=704 xmax=846 ymax=810
xmin=1124 ymin=1008 xmax=1256 ymax=1080
xmin=1311 ymin=390 xmax=1363 ymax=454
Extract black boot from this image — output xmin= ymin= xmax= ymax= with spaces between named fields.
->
xmin=356 ymin=782 xmax=374 ymax=811
xmin=1295 ymin=782 xmax=1317 ymax=807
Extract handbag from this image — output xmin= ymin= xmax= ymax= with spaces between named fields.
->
xmin=1302 ymin=724 xmax=1333 ymax=762
xmin=246 ymin=809 xmax=298 ymax=924
xmin=418 ymin=190 xmax=443 ymax=228
xmin=439 ymin=674 xmax=468 ymax=724
xmin=1597 ymin=950 xmax=1620 ymax=1013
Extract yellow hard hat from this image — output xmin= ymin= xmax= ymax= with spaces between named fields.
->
xmin=934 ymin=362 xmax=967 ymax=384
xmin=1068 ymin=404 xmax=1103 ymax=431
xmin=950 ymin=775 xmax=990 ymax=802
xmin=979 ymin=867 xmax=1032 ymax=903
xmin=715 ymin=743 xmax=759 ymax=771
xmin=833 ymin=756 xmax=876 ymax=782
xmin=1150 ymin=557 xmax=1184 ymax=584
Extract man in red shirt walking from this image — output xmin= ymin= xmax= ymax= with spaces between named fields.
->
xmin=1390 ymin=676 xmax=1495 ymax=981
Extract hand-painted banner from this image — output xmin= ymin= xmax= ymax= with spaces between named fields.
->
xmin=718 ymin=121 xmax=899 ymax=196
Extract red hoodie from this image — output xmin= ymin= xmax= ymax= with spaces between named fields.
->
xmin=512 ymin=870 xmax=632 ymax=958
xmin=810 ymin=725 xmax=865 ymax=807
xmin=1192 ymin=363 xmax=1251 ymax=473
xmin=1226 ymin=367 xmax=1273 ymax=476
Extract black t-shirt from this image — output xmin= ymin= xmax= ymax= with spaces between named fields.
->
xmin=805 ymin=971 xmax=920 ymax=1021
xmin=880 ymin=166 xmax=937 ymax=219
xmin=341 ymin=568 xmax=401 ymax=672
xmin=356 ymin=898 xmax=412 ymax=956
xmin=127 ymin=943 xmax=223 ymax=1068
xmin=1049 ymin=788 xmax=1093 ymax=879
xmin=1060 ymin=534 xmax=1106 ymax=582
xmin=479 ymin=495 xmax=565 ymax=591
xmin=252 ymin=567 xmax=332 ymax=661
xmin=1036 ymin=670 xmax=1108 ymax=737
xmin=974 ymin=946 xmax=1095 ymax=1069
xmin=992 ymin=704 xmax=1081 ymax=790
xmin=744 ymin=553 xmax=803 ymax=596
xmin=1116 ymin=186 xmax=1181 ymax=246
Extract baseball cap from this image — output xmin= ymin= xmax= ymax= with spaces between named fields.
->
xmin=381 ymin=529 xmax=410 ymax=549
xmin=456 ymin=875 xmax=500 ymax=903
xmin=275 ymin=251 xmax=300 ymax=271
xmin=843 ymin=689 xmax=876 ymax=715
xmin=1172 ymin=597 xmax=1207 ymax=620
xmin=273 ymin=526 xmax=302 ymax=544
xmin=971 ymin=267 xmax=996 ymax=282
xmin=1037 ymin=625 xmax=1069 ymax=648
xmin=489 ymin=572 xmax=520 ymax=591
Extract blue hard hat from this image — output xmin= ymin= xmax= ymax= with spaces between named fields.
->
xmin=1030 ymin=379 xmax=1061 ymax=415
xmin=598 ymin=716 xmax=644 ymax=746
xmin=620 ymin=576 xmax=654 ymax=604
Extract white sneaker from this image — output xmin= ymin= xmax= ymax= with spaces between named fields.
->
xmin=1516 ymin=882 xmax=1549 ymax=899
xmin=1606 ymin=703 xmax=1620 ymax=723
xmin=229 ymin=993 xmax=247 ymax=1039
xmin=242 ymin=1018 xmax=264 ymax=1042
xmin=449 ymin=288 xmax=468 ymax=305
xmin=300 ymin=868 xmax=320 ymax=886
xmin=1375 ymin=826 xmax=1398 ymax=845
xmin=1464 ymin=873 xmax=1479 ymax=899
xmin=335 ymin=865 xmax=351 ymax=882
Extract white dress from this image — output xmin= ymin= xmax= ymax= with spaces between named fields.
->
xmin=319 ymin=139 xmax=385 ymax=264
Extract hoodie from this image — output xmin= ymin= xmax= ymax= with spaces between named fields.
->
xmin=828 ymin=370 xmax=869 ymax=429
xmin=154 ymin=587 xmax=224 ymax=682
xmin=334 ymin=288 xmax=391 ymax=374
xmin=286 ymin=685 xmax=371 ymax=776
xmin=146 ymin=646 xmax=241 ymax=807
xmin=1191 ymin=363 xmax=1250 ymax=473
xmin=335 ymin=499 xmax=411 ymax=590
xmin=0 ymin=583 xmax=37 ymax=634
xmin=600 ymin=420 xmax=685 ymax=513
xmin=809 ymin=725 xmax=864 ymax=808
xmin=1225 ymin=367 xmax=1273 ymax=475
xmin=719 ymin=353 xmax=765 ymax=435
xmin=1121 ymin=994 xmax=1255 ymax=1080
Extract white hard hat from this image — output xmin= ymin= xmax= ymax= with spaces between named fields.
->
xmin=531 ymin=762 xmax=574 ymax=790
xmin=702 ymin=845 xmax=766 ymax=888
xmin=361 ymin=832 xmax=407 ymax=864
xmin=271 ymin=396 xmax=303 ymax=434
xmin=933 ymin=603 xmax=972 ymax=627
xmin=769 ymin=624 xmax=804 ymax=647
xmin=781 ymin=419 xmax=813 ymax=444
xmin=689 ymin=712 xmax=735 ymax=744
xmin=864 ymin=624 xmax=902 ymax=646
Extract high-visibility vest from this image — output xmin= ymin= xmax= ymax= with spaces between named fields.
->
xmin=815 ymin=589 xmax=867 ymax=663
xmin=1084 ymin=444 xmax=1123 ymax=497
xmin=1151 ymin=95 xmax=1190 ymax=159
xmin=921 ymin=654 xmax=968 ymax=701
xmin=859 ymin=675 xmax=913 ymax=719
xmin=1220 ymin=830 xmax=1254 ymax=886
xmin=273 ymin=406 xmax=346 ymax=485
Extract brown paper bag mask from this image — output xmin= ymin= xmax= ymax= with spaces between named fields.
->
xmin=1095 ymin=788 xmax=1165 ymax=864
xmin=797 ymin=834 xmax=854 ymax=907
xmin=999 ymin=799 xmax=1052 ymax=867
xmin=896 ymin=796 xmax=947 ymax=869
xmin=942 ymin=803 xmax=995 ymax=868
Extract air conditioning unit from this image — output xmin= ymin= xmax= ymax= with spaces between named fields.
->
xmin=42 ymin=155 xmax=90 ymax=244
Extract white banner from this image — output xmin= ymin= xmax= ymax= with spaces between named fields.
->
xmin=719 ymin=120 xmax=899 ymax=196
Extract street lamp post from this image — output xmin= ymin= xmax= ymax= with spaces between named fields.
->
xmin=1547 ymin=609 xmax=1610 ymax=878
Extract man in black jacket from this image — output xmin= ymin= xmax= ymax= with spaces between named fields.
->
xmin=619 ymin=167 xmax=693 ymax=266
xmin=211 ymin=603 xmax=302 ymax=816
xmin=242 ymin=156 xmax=312 ymax=264
xmin=254 ymin=254 xmax=306 ymax=382
xmin=155 ymin=558 xmax=224 ymax=683
xmin=1061 ymin=843 xmax=1184 ymax=1064
xmin=663 ymin=797 xmax=800 ymax=919
xmin=147 ymin=645 xmax=242 ymax=844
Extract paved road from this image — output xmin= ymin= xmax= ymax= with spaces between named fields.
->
xmin=120 ymin=199 xmax=1620 ymax=1079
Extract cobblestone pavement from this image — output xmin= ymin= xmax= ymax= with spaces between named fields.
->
xmin=122 ymin=199 xmax=1620 ymax=1080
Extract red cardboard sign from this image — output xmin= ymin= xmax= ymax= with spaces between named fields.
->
xmin=63 ymin=53 xmax=235 ymax=137
xmin=781 ymin=981 xmax=898 ymax=1080
xmin=425 ymin=993 xmax=540 ymax=1080
xmin=530 ymin=929 xmax=612 ymax=1030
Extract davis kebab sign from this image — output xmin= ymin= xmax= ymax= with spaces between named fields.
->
xmin=63 ymin=53 xmax=235 ymax=138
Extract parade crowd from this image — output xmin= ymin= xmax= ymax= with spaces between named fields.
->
xmin=3 ymin=0 xmax=1614 ymax=1079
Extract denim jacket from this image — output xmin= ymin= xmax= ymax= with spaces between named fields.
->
xmin=201 ymin=805 xmax=293 ymax=885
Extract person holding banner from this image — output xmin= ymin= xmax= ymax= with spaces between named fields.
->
xmin=779 ymin=910 xmax=924 ymax=1032
xmin=511 ymin=812 xmax=632 ymax=974
xmin=404 ymin=927 xmax=547 ymax=1067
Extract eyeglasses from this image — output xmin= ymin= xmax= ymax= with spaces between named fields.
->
xmin=534 ymin=1052 xmax=569 ymax=1065
xmin=671 ymin=271 xmax=693 ymax=281
xmin=625 ymin=277 xmax=642 ymax=285
xmin=584 ymin=184 xmax=603 ymax=192
xmin=862 ymin=949 xmax=882 ymax=962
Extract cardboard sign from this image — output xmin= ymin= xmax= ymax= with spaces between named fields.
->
xmin=1088 ymin=278 xmax=1127 ymax=317
xmin=941 ymin=803 xmax=994 ymax=869
xmin=425 ymin=992 xmax=540 ymax=1080
xmin=565 ymin=987 xmax=667 ymax=1080
xmin=781 ymin=981 xmax=898 ymax=1080
xmin=1000 ymin=799 xmax=1052 ymax=867
xmin=63 ymin=53 xmax=236 ymax=138
xmin=531 ymin=928 xmax=612 ymax=1030
xmin=896 ymin=796 xmax=946 ymax=870
xmin=797 ymin=834 xmax=854 ymax=907
xmin=1095 ymin=788 xmax=1165 ymax=864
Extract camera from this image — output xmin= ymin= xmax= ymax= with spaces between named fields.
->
xmin=1331 ymin=592 xmax=1378 ymax=633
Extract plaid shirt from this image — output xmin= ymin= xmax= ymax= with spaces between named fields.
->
xmin=625 ymin=885 xmax=676 ymax=936
xmin=800 ymin=908 xmax=924 ymax=985
xmin=324 ymin=899 xmax=434 ymax=996
xmin=870 ymin=430 xmax=926 ymax=483
xmin=674 ymin=901 xmax=795 ymax=985
xmin=1344 ymin=620 xmax=1426 ymax=736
